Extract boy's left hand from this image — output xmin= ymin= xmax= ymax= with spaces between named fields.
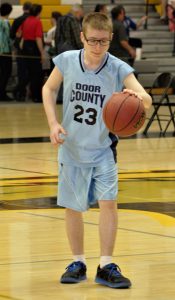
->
xmin=122 ymin=88 xmax=143 ymax=100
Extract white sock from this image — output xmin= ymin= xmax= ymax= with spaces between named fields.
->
xmin=100 ymin=256 xmax=112 ymax=268
xmin=73 ymin=255 xmax=86 ymax=264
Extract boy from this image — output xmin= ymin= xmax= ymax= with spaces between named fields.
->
xmin=42 ymin=12 xmax=152 ymax=289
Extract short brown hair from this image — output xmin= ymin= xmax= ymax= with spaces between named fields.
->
xmin=82 ymin=12 xmax=113 ymax=35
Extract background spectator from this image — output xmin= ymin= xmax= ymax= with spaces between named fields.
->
xmin=160 ymin=0 xmax=168 ymax=22
xmin=44 ymin=11 xmax=62 ymax=73
xmin=10 ymin=1 xmax=32 ymax=101
xmin=122 ymin=6 xmax=146 ymax=60
xmin=94 ymin=4 xmax=108 ymax=14
xmin=55 ymin=4 xmax=83 ymax=54
xmin=167 ymin=0 xmax=175 ymax=31
xmin=19 ymin=4 xmax=44 ymax=102
xmin=45 ymin=11 xmax=62 ymax=51
xmin=0 ymin=2 xmax=13 ymax=101
xmin=109 ymin=5 xmax=136 ymax=65
xmin=54 ymin=4 xmax=84 ymax=103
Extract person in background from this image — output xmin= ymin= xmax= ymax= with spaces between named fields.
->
xmin=160 ymin=0 xmax=168 ymax=22
xmin=94 ymin=3 xmax=108 ymax=14
xmin=42 ymin=12 xmax=152 ymax=289
xmin=109 ymin=5 xmax=136 ymax=65
xmin=122 ymin=6 xmax=147 ymax=60
xmin=167 ymin=0 xmax=175 ymax=31
xmin=123 ymin=14 xmax=147 ymax=36
xmin=44 ymin=11 xmax=62 ymax=73
xmin=10 ymin=1 xmax=32 ymax=101
xmin=45 ymin=11 xmax=62 ymax=48
xmin=55 ymin=3 xmax=84 ymax=54
xmin=54 ymin=4 xmax=84 ymax=103
xmin=19 ymin=3 xmax=44 ymax=102
xmin=0 ymin=2 xmax=13 ymax=101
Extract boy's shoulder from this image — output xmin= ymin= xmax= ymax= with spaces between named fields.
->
xmin=108 ymin=52 xmax=126 ymax=65
xmin=57 ymin=49 xmax=81 ymax=59
xmin=53 ymin=49 xmax=81 ymax=66
xmin=107 ymin=53 xmax=134 ymax=73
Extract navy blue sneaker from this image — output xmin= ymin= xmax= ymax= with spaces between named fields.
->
xmin=95 ymin=263 xmax=131 ymax=288
xmin=60 ymin=261 xmax=87 ymax=284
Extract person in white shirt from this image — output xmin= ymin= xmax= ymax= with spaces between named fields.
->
xmin=45 ymin=11 xmax=62 ymax=48
xmin=44 ymin=11 xmax=62 ymax=73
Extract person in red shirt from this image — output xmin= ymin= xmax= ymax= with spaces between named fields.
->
xmin=20 ymin=4 xmax=44 ymax=102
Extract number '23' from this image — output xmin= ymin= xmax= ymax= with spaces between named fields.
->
xmin=73 ymin=104 xmax=97 ymax=125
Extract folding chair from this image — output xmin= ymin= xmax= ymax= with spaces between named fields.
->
xmin=143 ymin=72 xmax=175 ymax=135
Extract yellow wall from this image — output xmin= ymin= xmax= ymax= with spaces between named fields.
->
xmin=41 ymin=19 xmax=55 ymax=32
xmin=20 ymin=0 xmax=61 ymax=5
xmin=146 ymin=0 xmax=161 ymax=4
xmin=145 ymin=0 xmax=162 ymax=16
xmin=41 ymin=5 xmax=71 ymax=18
xmin=155 ymin=4 xmax=162 ymax=16
xmin=11 ymin=3 xmax=72 ymax=32
xmin=9 ymin=18 xmax=59 ymax=32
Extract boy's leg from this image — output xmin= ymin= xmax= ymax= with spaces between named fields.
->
xmin=95 ymin=200 xmax=131 ymax=288
xmin=60 ymin=208 xmax=87 ymax=284
xmin=65 ymin=208 xmax=84 ymax=255
xmin=98 ymin=200 xmax=117 ymax=256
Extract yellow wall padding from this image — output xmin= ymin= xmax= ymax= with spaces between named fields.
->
xmin=20 ymin=0 xmax=61 ymax=5
xmin=145 ymin=0 xmax=161 ymax=4
xmin=41 ymin=5 xmax=71 ymax=18
xmin=41 ymin=18 xmax=54 ymax=32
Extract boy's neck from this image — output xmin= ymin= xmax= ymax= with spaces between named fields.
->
xmin=83 ymin=50 xmax=106 ymax=70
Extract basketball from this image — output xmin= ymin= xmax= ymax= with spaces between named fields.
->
xmin=103 ymin=92 xmax=146 ymax=137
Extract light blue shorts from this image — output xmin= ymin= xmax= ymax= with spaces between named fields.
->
xmin=57 ymin=159 xmax=118 ymax=212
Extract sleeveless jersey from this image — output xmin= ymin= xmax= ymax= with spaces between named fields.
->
xmin=53 ymin=49 xmax=134 ymax=167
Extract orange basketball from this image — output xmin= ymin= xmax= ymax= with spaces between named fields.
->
xmin=103 ymin=92 xmax=146 ymax=137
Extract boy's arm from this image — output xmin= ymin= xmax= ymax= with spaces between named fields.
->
xmin=42 ymin=67 xmax=67 ymax=145
xmin=123 ymin=73 xmax=152 ymax=109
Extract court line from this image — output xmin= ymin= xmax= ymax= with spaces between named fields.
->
xmin=0 ymin=250 xmax=175 ymax=267
xmin=0 ymin=137 xmax=50 ymax=144
xmin=19 ymin=212 xmax=175 ymax=239
xmin=0 ymin=166 xmax=50 ymax=175
xmin=0 ymin=176 xmax=57 ymax=181
xmin=0 ymin=131 xmax=174 ymax=145
xmin=0 ymin=295 xmax=22 ymax=300
xmin=119 ymin=169 xmax=175 ymax=174
xmin=1 ymin=182 xmax=57 ymax=189
xmin=1 ymin=177 xmax=174 ymax=184
xmin=0 ymin=187 xmax=56 ymax=196
xmin=27 ymin=157 xmax=57 ymax=162
xmin=121 ymin=178 xmax=175 ymax=182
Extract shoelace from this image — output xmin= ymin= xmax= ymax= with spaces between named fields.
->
xmin=107 ymin=263 xmax=122 ymax=277
xmin=66 ymin=262 xmax=82 ymax=272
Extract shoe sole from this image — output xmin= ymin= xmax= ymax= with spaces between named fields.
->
xmin=95 ymin=277 xmax=131 ymax=289
xmin=60 ymin=275 xmax=87 ymax=284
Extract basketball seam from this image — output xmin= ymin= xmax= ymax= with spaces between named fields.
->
xmin=116 ymin=98 xmax=141 ymax=132
xmin=112 ymin=94 xmax=131 ymax=132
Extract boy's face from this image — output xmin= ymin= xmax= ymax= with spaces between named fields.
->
xmin=81 ymin=26 xmax=112 ymax=61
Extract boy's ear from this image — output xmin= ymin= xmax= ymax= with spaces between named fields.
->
xmin=80 ymin=31 xmax=85 ymax=43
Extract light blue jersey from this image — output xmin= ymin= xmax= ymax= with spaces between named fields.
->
xmin=53 ymin=49 xmax=134 ymax=167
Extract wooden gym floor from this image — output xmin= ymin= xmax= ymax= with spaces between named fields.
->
xmin=0 ymin=102 xmax=175 ymax=300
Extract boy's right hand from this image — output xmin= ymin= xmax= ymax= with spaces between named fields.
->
xmin=50 ymin=123 xmax=67 ymax=146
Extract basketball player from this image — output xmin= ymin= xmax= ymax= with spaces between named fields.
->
xmin=42 ymin=12 xmax=152 ymax=289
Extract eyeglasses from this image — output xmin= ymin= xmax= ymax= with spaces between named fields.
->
xmin=84 ymin=35 xmax=111 ymax=46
